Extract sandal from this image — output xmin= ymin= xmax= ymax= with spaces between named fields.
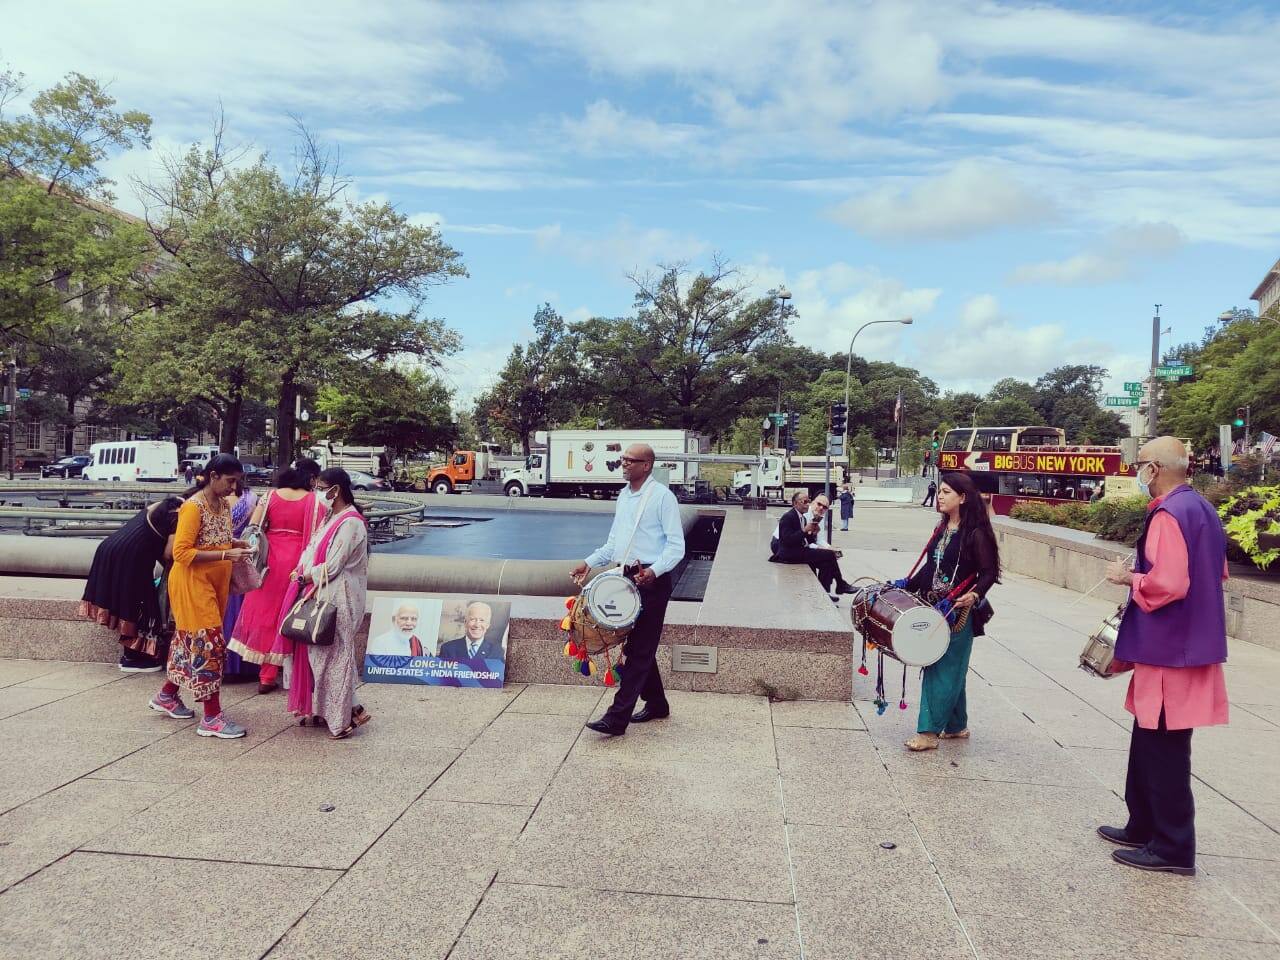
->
xmin=940 ymin=729 xmax=970 ymax=740
xmin=351 ymin=706 xmax=372 ymax=727
xmin=298 ymin=715 xmax=325 ymax=727
xmin=905 ymin=733 xmax=940 ymax=752
xmin=329 ymin=723 xmax=355 ymax=740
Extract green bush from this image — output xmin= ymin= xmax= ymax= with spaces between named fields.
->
xmin=1218 ymin=485 xmax=1280 ymax=570
xmin=1087 ymin=496 xmax=1149 ymax=545
xmin=1008 ymin=502 xmax=1059 ymax=524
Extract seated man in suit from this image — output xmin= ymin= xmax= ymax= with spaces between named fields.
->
xmin=438 ymin=601 xmax=505 ymax=662
xmin=770 ymin=491 xmax=855 ymax=602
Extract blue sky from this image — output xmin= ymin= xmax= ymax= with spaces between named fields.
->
xmin=8 ymin=0 xmax=1280 ymax=410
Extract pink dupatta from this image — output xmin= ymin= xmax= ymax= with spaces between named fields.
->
xmin=282 ymin=507 xmax=366 ymax=718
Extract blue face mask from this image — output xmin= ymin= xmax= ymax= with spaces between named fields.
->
xmin=1136 ymin=464 xmax=1155 ymax=497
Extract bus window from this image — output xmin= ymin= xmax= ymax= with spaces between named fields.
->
xmin=1016 ymin=428 xmax=1064 ymax=448
xmin=129 ymin=448 xmax=136 ymax=464
xmin=974 ymin=429 xmax=1014 ymax=452
xmin=942 ymin=430 xmax=973 ymax=452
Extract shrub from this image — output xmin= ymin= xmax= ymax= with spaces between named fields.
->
xmin=1009 ymin=502 xmax=1058 ymax=524
xmin=1087 ymin=496 xmax=1149 ymax=545
xmin=1218 ymin=485 xmax=1280 ymax=569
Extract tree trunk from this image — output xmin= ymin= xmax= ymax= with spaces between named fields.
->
xmin=221 ymin=390 xmax=243 ymax=454
xmin=276 ymin=373 xmax=297 ymax=468
xmin=63 ymin=392 xmax=79 ymax=456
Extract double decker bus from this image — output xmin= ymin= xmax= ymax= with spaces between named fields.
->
xmin=935 ymin=425 xmax=1137 ymax=515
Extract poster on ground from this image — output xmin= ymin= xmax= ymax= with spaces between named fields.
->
xmin=364 ymin=595 xmax=510 ymax=689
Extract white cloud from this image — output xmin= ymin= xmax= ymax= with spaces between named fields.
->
xmin=828 ymin=160 xmax=1056 ymax=241
xmin=561 ymin=100 xmax=703 ymax=156
xmin=534 ymin=220 xmax=710 ymax=275
xmin=1009 ymin=221 xmax=1185 ymax=286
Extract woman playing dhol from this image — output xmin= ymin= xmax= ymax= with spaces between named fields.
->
xmin=900 ymin=471 xmax=1000 ymax=752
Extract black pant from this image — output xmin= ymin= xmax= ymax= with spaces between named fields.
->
xmin=1124 ymin=712 xmax=1195 ymax=867
xmin=922 ymin=491 xmax=936 ymax=506
xmin=601 ymin=572 xmax=672 ymax=730
xmin=771 ymin=539 xmax=846 ymax=592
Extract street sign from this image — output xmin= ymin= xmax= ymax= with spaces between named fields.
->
xmin=1155 ymin=364 xmax=1193 ymax=379
xmin=0 ymin=404 xmax=9 ymax=415
xmin=768 ymin=412 xmax=787 ymax=425
xmin=826 ymin=434 xmax=844 ymax=457
xmin=1105 ymin=396 xmax=1140 ymax=407
xmin=1123 ymin=382 xmax=1143 ymax=393
xmin=16 ymin=388 xmax=30 ymax=400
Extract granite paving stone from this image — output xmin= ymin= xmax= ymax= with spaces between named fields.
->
xmin=447 ymin=882 xmax=802 ymax=960
xmin=1201 ymin=855 xmax=1280 ymax=935
xmin=506 ymin=681 xmax=604 ymax=717
xmin=0 ymin=851 xmax=339 ymax=960
xmin=0 ymin=685 xmax=72 ymax=720
xmin=964 ymin=915 xmax=1280 ymax=960
xmin=426 ymin=711 xmax=583 ymax=805
xmin=0 ymin=658 xmax=66 ymax=688
xmin=770 ymin=698 xmax=865 ymax=730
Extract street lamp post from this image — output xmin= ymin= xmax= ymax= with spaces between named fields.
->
xmin=971 ymin=400 xmax=988 ymax=427
xmin=843 ymin=317 xmax=913 ymax=480
xmin=773 ymin=288 xmax=792 ymax=450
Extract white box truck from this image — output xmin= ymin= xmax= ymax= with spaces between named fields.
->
xmin=732 ymin=451 xmax=849 ymax=499
xmin=307 ymin=441 xmax=392 ymax=478
xmin=501 ymin=429 xmax=702 ymax=498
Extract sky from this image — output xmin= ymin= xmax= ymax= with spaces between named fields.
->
xmin=6 ymin=0 xmax=1280 ymax=413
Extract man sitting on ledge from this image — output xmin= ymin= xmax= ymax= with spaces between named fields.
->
xmin=770 ymin=491 xmax=856 ymax=602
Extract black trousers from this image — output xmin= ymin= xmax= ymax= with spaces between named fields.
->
xmin=922 ymin=490 xmax=936 ymax=506
xmin=1124 ymin=712 xmax=1195 ymax=867
xmin=601 ymin=572 xmax=672 ymax=729
xmin=771 ymin=539 xmax=846 ymax=592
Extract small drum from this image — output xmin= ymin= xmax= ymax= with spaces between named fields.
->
xmin=1080 ymin=607 xmax=1124 ymax=678
xmin=570 ymin=571 xmax=643 ymax=654
xmin=851 ymin=586 xmax=950 ymax=667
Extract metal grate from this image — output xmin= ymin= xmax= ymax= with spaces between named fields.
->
xmin=672 ymin=644 xmax=717 ymax=673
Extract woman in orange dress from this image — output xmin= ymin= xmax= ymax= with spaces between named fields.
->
xmin=148 ymin=454 xmax=253 ymax=739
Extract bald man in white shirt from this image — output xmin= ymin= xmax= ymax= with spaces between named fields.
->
xmin=572 ymin=443 xmax=685 ymax=736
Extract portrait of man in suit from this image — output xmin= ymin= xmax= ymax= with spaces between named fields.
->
xmin=437 ymin=601 xmax=505 ymax=662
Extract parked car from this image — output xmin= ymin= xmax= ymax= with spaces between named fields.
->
xmin=348 ymin=470 xmax=389 ymax=491
xmin=41 ymin=455 xmax=92 ymax=479
xmin=242 ymin=464 xmax=275 ymax=486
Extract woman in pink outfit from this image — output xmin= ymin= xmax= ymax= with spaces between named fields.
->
xmin=226 ymin=467 xmax=321 ymax=693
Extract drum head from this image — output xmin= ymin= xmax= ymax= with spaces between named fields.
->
xmin=889 ymin=606 xmax=950 ymax=667
xmin=584 ymin=573 xmax=642 ymax=629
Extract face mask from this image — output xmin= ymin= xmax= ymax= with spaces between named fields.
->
xmin=1136 ymin=464 xmax=1155 ymax=497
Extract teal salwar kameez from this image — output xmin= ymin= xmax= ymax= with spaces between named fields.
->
xmin=917 ymin=619 xmax=975 ymax=734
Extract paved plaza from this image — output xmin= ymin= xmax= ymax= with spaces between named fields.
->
xmin=0 ymin=505 xmax=1277 ymax=959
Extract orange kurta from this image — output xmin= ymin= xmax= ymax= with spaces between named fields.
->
xmin=166 ymin=497 xmax=233 ymax=700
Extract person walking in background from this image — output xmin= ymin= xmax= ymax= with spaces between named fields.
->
xmin=1098 ymin=437 xmax=1228 ymax=876
xmin=81 ymin=495 xmax=185 ymax=673
xmin=221 ymin=479 xmax=260 ymax=682
xmin=227 ymin=467 xmax=322 ymax=694
xmin=838 ymin=484 xmax=855 ymax=532
xmin=922 ymin=479 xmax=937 ymax=508
xmin=149 ymin=454 xmax=252 ymax=739
xmin=287 ymin=468 xmax=371 ymax=739
xmin=899 ymin=472 xmax=1000 ymax=752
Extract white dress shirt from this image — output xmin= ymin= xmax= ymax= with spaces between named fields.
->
xmin=584 ymin=475 xmax=685 ymax=577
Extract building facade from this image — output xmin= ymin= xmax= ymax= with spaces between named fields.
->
xmin=1252 ymin=257 xmax=1280 ymax=318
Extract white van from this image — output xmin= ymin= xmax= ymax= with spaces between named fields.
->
xmin=183 ymin=444 xmax=239 ymax=471
xmin=84 ymin=441 xmax=180 ymax=483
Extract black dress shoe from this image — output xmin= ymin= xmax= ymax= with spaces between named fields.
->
xmin=585 ymin=719 xmax=625 ymax=736
xmin=631 ymin=706 xmax=670 ymax=723
xmin=1112 ymin=847 xmax=1195 ymax=875
xmin=837 ymin=582 xmax=858 ymax=595
xmin=1097 ymin=825 xmax=1145 ymax=848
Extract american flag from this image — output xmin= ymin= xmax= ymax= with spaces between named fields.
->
xmin=893 ymin=388 xmax=902 ymax=424
xmin=1232 ymin=439 xmax=1245 ymax=456
xmin=1262 ymin=431 xmax=1278 ymax=460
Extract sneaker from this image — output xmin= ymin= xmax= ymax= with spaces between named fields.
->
xmin=148 ymin=693 xmax=195 ymax=720
xmin=120 ymin=651 xmax=164 ymax=674
xmin=197 ymin=714 xmax=248 ymax=739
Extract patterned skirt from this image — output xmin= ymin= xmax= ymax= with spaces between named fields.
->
xmin=167 ymin=626 xmax=226 ymax=702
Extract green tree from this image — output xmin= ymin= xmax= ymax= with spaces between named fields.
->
xmin=315 ymin=365 xmax=456 ymax=465
xmin=975 ymin=397 xmax=1040 ymax=427
xmin=476 ymin=304 xmax=579 ymax=453
xmin=851 ymin=427 xmax=877 ymax=474
xmin=1033 ymin=365 xmax=1109 ymax=440
xmin=726 ymin=415 xmax=767 ymax=455
xmin=571 ymin=261 xmax=791 ymax=439
xmin=0 ymin=69 xmax=150 ymax=359
xmin=28 ymin=311 xmax=120 ymax=454
xmin=134 ymin=127 xmax=465 ymax=461
xmin=900 ymin=432 xmax=925 ymax=475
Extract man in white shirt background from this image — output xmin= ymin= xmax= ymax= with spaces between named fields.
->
xmin=572 ymin=443 xmax=685 ymax=737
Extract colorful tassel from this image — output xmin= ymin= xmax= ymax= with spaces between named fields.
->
xmin=603 ymin=668 xmax=617 ymax=687
xmin=579 ymin=659 xmax=591 ymax=677
xmin=899 ymin=700 xmax=908 ymax=710
xmin=563 ymin=640 xmax=573 ymax=657
xmin=857 ymin=664 xmax=869 ymax=676
xmin=559 ymin=615 xmax=572 ymax=631
xmin=564 ymin=596 xmax=575 ymax=610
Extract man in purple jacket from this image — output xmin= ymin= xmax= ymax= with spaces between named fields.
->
xmin=1099 ymin=437 xmax=1229 ymax=876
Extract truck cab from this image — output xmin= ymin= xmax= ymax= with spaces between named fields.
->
xmin=502 ymin=453 xmax=545 ymax=497
xmin=426 ymin=450 xmax=497 ymax=494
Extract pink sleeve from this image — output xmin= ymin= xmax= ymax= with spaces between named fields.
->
xmin=1130 ymin=511 xmax=1190 ymax=613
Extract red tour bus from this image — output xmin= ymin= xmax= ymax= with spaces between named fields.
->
xmin=936 ymin=425 xmax=1137 ymax=515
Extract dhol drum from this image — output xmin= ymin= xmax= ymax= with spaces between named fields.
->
xmin=1079 ymin=606 xmax=1125 ymax=678
xmin=851 ymin=586 xmax=950 ymax=667
xmin=570 ymin=571 xmax=643 ymax=655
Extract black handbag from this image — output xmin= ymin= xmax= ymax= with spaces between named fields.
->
xmin=280 ymin=566 xmax=336 ymax=647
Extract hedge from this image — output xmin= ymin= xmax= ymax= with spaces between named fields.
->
xmin=1009 ymin=495 xmax=1149 ymax=546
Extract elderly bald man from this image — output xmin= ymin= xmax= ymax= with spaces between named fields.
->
xmin=572 ymin=443 xmax=685 ymax=736
xmin=1098 ymin=436 xmax=1229 ymax=876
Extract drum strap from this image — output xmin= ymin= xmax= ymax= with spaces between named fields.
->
xmin=618 ymin=482 xmax=658 ymax=569
xmin=904 ymin=520 xmax=947 ymax=580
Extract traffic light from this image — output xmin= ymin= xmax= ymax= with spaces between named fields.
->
xmin=829 ymin=402 xmax=847 ymax=436
xmin=1234 ymin=408 xmax=1246 ymax=428
xmin=931 ymin=430 xmax=940 ymax=450
xmin=788 ymin=411 xmax=800 ymax=433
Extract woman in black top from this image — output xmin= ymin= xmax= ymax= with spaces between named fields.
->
xmin=901 ymin=471 xmax=1000 ymax=751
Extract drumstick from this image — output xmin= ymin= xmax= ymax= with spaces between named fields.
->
xmin=1067 ymin=553 xmax=1136 ymax=609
